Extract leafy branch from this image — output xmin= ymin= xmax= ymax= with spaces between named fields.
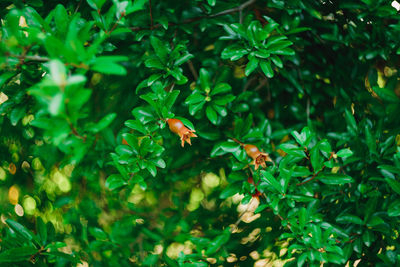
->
xmin=130 ymin=0 xmax=256 ymax=31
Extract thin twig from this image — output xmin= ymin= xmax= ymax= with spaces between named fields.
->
xmin=68 ymin=121 xmax=86 ymax=142
xmin=296 ymin=152 xmax=334 ymax=186
xmin=74 ymin=0 xmax=83 ymax=14
xmin=243 ymin=76 xmax=257 ymax=92
xmin=230 ymin=137 xmax=244 ymax=146
xmin=7 ymin=53 xmax=50 ymax=62
xmin=187 ymin=60 xmax=198 ymax=80
xmin=254 ymin=77 xmax=268 ymax=91
xmin=209 ymin=0 xmax=256 ymax=18
xmin=107 ymin=12 xmax=125 ymax=35
xmin=149 ymin=0 xmax=153 ymax=29
xmin=130 ymin=0 xmax=256 ymax=31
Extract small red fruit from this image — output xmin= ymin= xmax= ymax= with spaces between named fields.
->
xmin=167 ymin=118 xmax=197 ymax=147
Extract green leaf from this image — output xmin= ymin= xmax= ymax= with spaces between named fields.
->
xmin=89 ymin=227 xmax=108 ymax=240
xmin=132 ymin=107 xmax=154 ymax=124
xmin=326 ymin=253 xmax=345 ymax=264
xmin=213 ymin=94 xmax=236 ymax=105
xmin=87 ymin=0 xmax=106 ymax=9
xmin=378 ymin=165 xmax=400 ymax=175
xmin=344 ymin=109 xmax=358 ymax=135
xmin=126 ymin=0 xmax=146 ymax=13
xmin=228 ymin=172 xmax=246 ymax=182
xmin=319 ymin=173 xmax=354 ymax=185
xmin=336 ymin=214 xmax=364 ymax=225
xmin=49 ymin=93 xmax=64 ymax=116
xmin=260 ymin=170 xmax=283 ymax=193
xmin=270 ymin=55 xmax=283 ymax=68
xmin=174 ymin=53 xmax=194 ymax=66
xmin=286 ymin=27 xmax=311 ymax=35
xmin=336 ymin=148 xmax=353 ymax=157
xmin=185 ymin=93 xmax=206 ymax=105
xmin=267 ymin=40 xmax=293 ymax=51
xmin=0 ymin=246 xmax=38 ymax=263
xmin=291 ymin=130 xmax=306 ymax=146
xmin=259 ymin=60 xmax=274 ymax=78
xmin=207 ymin=0 xmax=216 ymax=6
xmin=365 ymin=126 xmax=376 ymax=155
xmin=206 ymin=230 xmax=230 ymax=255
xmin=219 ymin=141 xmax=241 ymax=153
xmin=146 ymin=162 xmax=157 ymax=177
xmin=151 ymin=158 xmax=166 ymax=168
xmin=221 ymin=46 xmax=248 ymax=61
xmin=37 ymin=217 xmax=47 ymax=245
xmin=372 ymin=86 xmax=400 ymax=102
xmin=211 ymin=83 xmax=231 ymax=96
xmin=310 ymin=146 xmax=323 ymax=172
xmin=10 ymin=106 xmax=26 ymax=126
xmin=168 ymin=68 xmax=188 ymax=84
xmin=206 ymin=106 xmax=218 ymax=125
xmin=297 ymin=252 xmax=308 ymax=267
xmin=213 ymin=105 xmax=227 ymax=117
xmin=125 ymin=120 xmax=147 ymax=134
xmin=165 ymin=90 xmax=180 ymax=110
xmin=366 ymin=215 xmax=384 ymax=227
xmin=318 ymin=139 xmax=332 ymax=155
xmin=0 ymin=72 xmax=15 ymax=88
xmin=292 ymin=166 xmax=312 ymax=177
xmin=150 ymin=36 xmax=169 ymax=63
xmin=42 ymin=251 xmax=79 ymax=263
xmin=385 ymin=178 xmax=400 ymax=195
xmin=145 ymin=57 xmax=164 ymax=69
xmin=88 ymin=113 xmax=116 ymax=133
xmin=388 ymin=200 xmax=400 ymax=217
xmin=266 ymin=36 xmax=288 ymax=48
xmin=273 ymin=48 xmax=295 ymax=56
xmin=105 ymin=174 xmax=127 ymax=190
xmin=199 ymin=68 xmax=211 ymax=91
xmin=362 ymin=230 xmax=375 ymax=247
xmin=6 ymin=219 xmax=37 ymax=242
xmin=245 ymin=56 xmax=258 ymax=76
xmin=219 ymin=183 xmax=241 ymax=199
xmin=49 ymin=60 xmax=67 ymax=86
xmin=54 ymin=4 xmax=68 ymax=34
xmin=280 ymin=143 xmax=306 ymax=158
xmin=91 ymin=62 xmax=127 ymax=75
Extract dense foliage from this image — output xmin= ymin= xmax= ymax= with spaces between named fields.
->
xmin=1 ymin=0 xmax=400 ymax=266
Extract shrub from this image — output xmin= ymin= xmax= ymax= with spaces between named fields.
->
xmin=1 ymin=0 xmax=400 ymax=266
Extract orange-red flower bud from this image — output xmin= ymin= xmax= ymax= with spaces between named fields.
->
xmin=244 ymin=144 xmax=271 ymax=170
xmin=167 ymin=118 xmax=197 ymax=147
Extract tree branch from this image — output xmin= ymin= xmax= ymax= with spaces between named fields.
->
xmin=187 ymin=60 xmax=198 ymax=80
xmin=7 ymin=53 xmax=50 ymax=62
xmin=149 ymin=0 xmax=154 ymax=29
xmin=107 ymin=12 xmax=125 ymax=35
xmin=296 ymin=152 xmax=334 ymax=186
xmin=67 ymin=121 xmax=86 ymax=142
xmin=130 ymin=0 xmax=256 ymax=32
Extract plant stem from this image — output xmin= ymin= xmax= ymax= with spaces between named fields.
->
xmin=296 ymin=152 xmax=334 ymax=186
xmin=130 ymin=0 xmax=256 ymax=31
xmin=149 ymin=0 xmax=153 ymax=29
